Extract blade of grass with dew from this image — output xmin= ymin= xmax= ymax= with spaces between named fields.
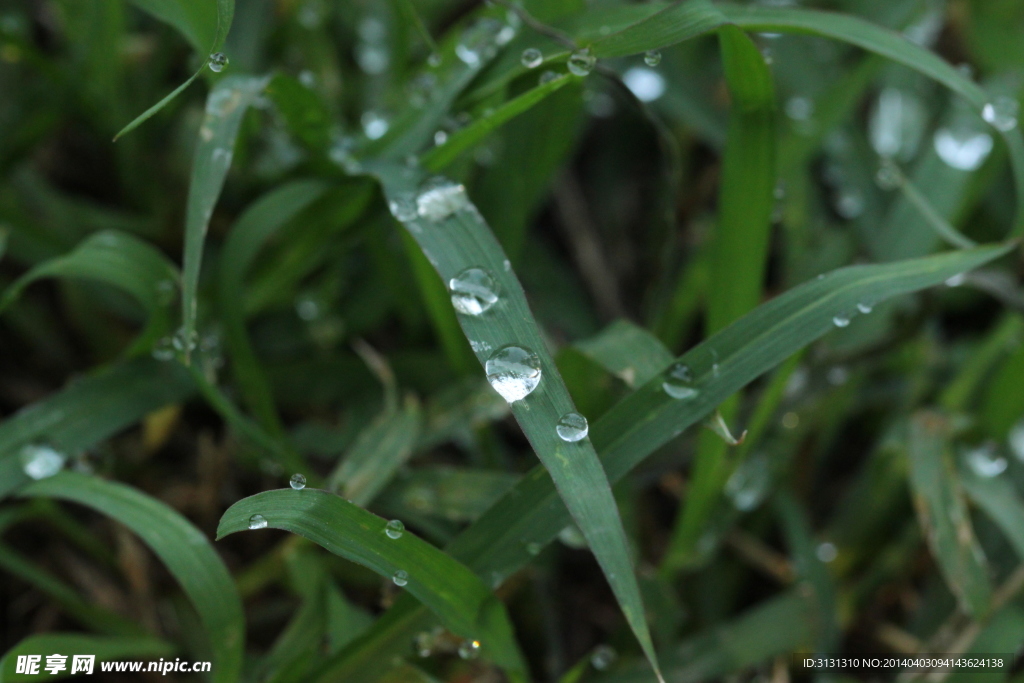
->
xmin=181 ymin=75 xmax=270 ymax=360
xmin=18 ymin=472 xmax=245 ymax=683
xmin=0 ymin=230 xmax=178 ymax=353
xmin=907 ymin=411 xmax=992 ymax=617
xmin=376 ymin=467 xmax=520 ymax=523
xmin=327 ymin=396 xmax=422 ymax=506
xmin=218 ymin=180 xmax=330 ymax=434
xmin=315 ymin=244 xmax=1013 ymax=679
xmin=663 ymin=24 xmax=776 ymax=572
xmin=372 ymin=162 xmax=665 ymax=681
xmin=960 ymin=467 xmax=1024 ymax=561
xmin=573 ymin=320 xmax=674 ymax=388
xmin=0 ymin=634 xmax=173 ymax=681
xmin=0 ymin=358 xmax=194 ymax=498
xmin=216 ymin=488 xmax=528 ymax=679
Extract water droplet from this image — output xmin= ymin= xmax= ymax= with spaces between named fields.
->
xmin=591 ymin=645 xmax=618 ymax=670
xmin=1009 ymin=419 xmax=1024 ymax=462
xmin=356 ymin=43 xmax=389 ymax=74
xmin=662 ymin=363 xmax=698 ymax=400
xmin=152 ymin=337 xmax=175 ymax=361
xmin=539 ymin=70 xmax=561 ymax=85
xmin=525 ymin=541 xmax=541 ymax=556
xmin=388 ymin=194 xmax=418 ymax=223
xmin=361 ymin=110 xmax=389 ymax=140
xmin=816 ymin=542 xmax=838 ymax=563
xmin=622 ymin=67 xmax=665 ymax=102
xmin=470 ymin=340 xmax=492 ymax=353
xmin=556 ymin=412 xmax=589 ymax=442
xmin=449 ymin=267 xmax=499 ymax=316
xmin=295 ymin=294 xmax=321 ymax=321
xmin=725 ymin=456 xmax=770 ymax=511
xmin=785 ymin=96 xmax=814 ymax=122
xmin=458 ymin=640 xmax=481 ymax=660
xmin=835 ymin=187 xmax=865 ymax=219
xmin=521 ymin=47 xmax=543 ymax=69
xmin=248 ymin=514 xmax=268 ymax=530
xmin=416 ymin=176 xmax=470 ymax=222
xmin=385 ymin=519 xmax=405 ymax=539
xmin=20 ymin=444 xmax=65 ymax=480
xmin=456 ymin=18 xmax=504 ymax=66
xmin=832 ymin=315 xmax=850 ymax=328
xmin=934 ymin=125 xmax=993 ymax=171
xmin=982 ymin=96 xmax=1019 ymax=132
xmin=856 ymin=301 xmax=875 ymax=314
xmin=172 ymin=327 xmax=198 ymax=354
xmin=945 ymin=273 xmax=966 ymax=287
xmin=392 ymin=569 xmax=409 ymax=586
xmin=964 ymin=444 xmax=1007 ymax=478
xmin=567 ymin=48 xmax=596 ymax=76
xmin=869 ymin=87 xmax=926 ymax=160
xmin=427 ymin=52 xmax=442 ymax=67
xmin=289 ymin=473 xmax=306 ymax=490
xmin=827 ymin=366 xmax=849 ymax=386
xmin=558 ymin=524 xmax=587 ymax=549
xmin=875 ymin=162 xmax=901 ymax=191
xmin=643 ymin=49 xmax=662 ymax=67
xmin=208 ymin=52 xmax=228 ymax=73
xmin=433 ymin=129 xmax=448 ymax=146
xmin=485 ymin=345 xmax=542 ymax=402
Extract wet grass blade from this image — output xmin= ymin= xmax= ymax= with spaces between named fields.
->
xmin=181 ymin=75 xmax=270 ymax=359
xmin=216 ymin=489 xmax=527 ymax=679
xmin=573 ymin=320 xmax=674 ymax=388
xmin=18 ymin=472 xmax=245 ymax=683
xmin=0 ymin=634 xmax=173 ymax=681
xmin=907 ymin=411 xmax=992 ymax=617
xmin=373 ymin=164 xmax=664 ymax=681
xmin=960 ymin=467 xmax=1024 ymax=561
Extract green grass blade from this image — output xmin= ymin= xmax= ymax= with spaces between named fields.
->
xmin=218 ymin=180 xmax=330 ymax=433
xmin=181 ymin=75 xmax=270 ymax=360
xmin=0 ymin=634 xmax=173 ymax=681
xmin=216 ymin=489 xmax=527 ymax=679
xmin=573 ymin=320 xmax=674 ymax=388
xmin=907 ymin=411 xmax=992 ymax=617
xmin=0 ymin=359 xmax=194 ymax=498
xmin=377 ymin=467 xmax=520 ymax=523
xmin=960 ymin=467 xmax=1024 ymax=561
xmin=373 ymin=164 xmax=664 ymax=681
xmin=113 ymin=65 xmax=203 ymax=142
xmin=18 ymin=472 xmax=245 ymax=683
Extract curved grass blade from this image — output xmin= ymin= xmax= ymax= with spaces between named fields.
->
xmin=216 ymin=489 xmax=527 ymax=679
xmin=113 ymin=65 xmax=204 ymax=142
xmin=0 ymin=358 xmax=194 ymax=498
xmin=907 ymin=412 xmax=992 ymax=617
xmin=573 ymin=319 xmax=673 ymax=388
xmin=373 ymin=164 xmax=664 ymax=681
xmin=0 ymin=634 xmax=172 ymax=681
xmin=960 ymin=466 xmax=1024 ymax=561
xmin=181 ymin=75 xmax=270 ymax=360
xmin=316 ymin=243 xmax=1013 ymax=677
xmin=0 ymin=230 xmax=178 ymax=352
xmin=18 ymin=472 xmax=245 ymax=683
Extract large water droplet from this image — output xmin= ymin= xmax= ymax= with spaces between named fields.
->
xmin=20 ymin=444 xmax=65 ymax=480
xmin=622 ymin=67 xmax=665 ymax=102
xmin=643 ymin=49 xmax=662 ymax=67
xmin=521 ymin=47 xmax=543 ymax=69
xmin=725 ymin=456 xmax=770 ymax=511
xmin=567 ymin=48 xmax=596 ymax=76
xmin=556 ymin=412 xmax=589 ymax=442
xmin=248 ymin=514 xmax=268 ymax=530
xmin=289 ymin=473 xmax=306 ymax=490
xmin=208 ymin=52 xmax=228 ymax=73
xmin=964 ymin=444 xmax=1007 ymax=478
xmin=385 ymin=519 xmax=405 ymax=539
xmin=361 ymin=110 xmax=390 ymax=140
xmin=591 ymin=645 xmax=618 ymax=670
xmin=832 ymin=315 xmax=851 ymax=328
xmin=982 ymin=96 xmax=1019 ymax=132
xmin=1010 ymin=419 xmax=1024 ymax=462
xmin=416 ymin=176 xmax=470 ymax=222
xmin=458 ymin=640 xmax=481 ymax=660
xmin=392 ymin=569 xmax=409 ymax=586
xmin=388 ymin=194 xmax=418 ymax=223
xmin=934 ymin=125 xmax=993 ymax=171
xmin=662 ymin=363 xmax=698 ymax=400
xmin=485 ymin=345 xmax=542 ymax=402
xmin=449 ymin=267 xmax=498 ymax=315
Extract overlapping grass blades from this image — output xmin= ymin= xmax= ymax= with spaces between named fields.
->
xmin=0 ymin=634 xmax=172 ymax=680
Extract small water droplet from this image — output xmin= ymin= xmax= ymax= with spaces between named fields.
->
xmin=832 ymin=315 xmax=850 ymax=328
xmin=456 ymin=18 xmax=504 ymax=66
xmin=449 ymin=267 xmax=499 ymax=316
xmin=558 ymin=524 xmax=587 ymax=549
xmin=470 ymin=340 xmax=492 ymax=353
xmin=427 ymin=52 xmax=442 ymax=67
xmin=361 ymin=110 xmax=389 ymax=140
xmin=1009 ymin=419 xmax=1024 ymax=462
xmin=208 ymin=52 xmax=228 ymax=73
xmin=289 ymin=473 xmax=306 ymax=490
xmin=643 ymin=49 xmax=662 ymax=67
xmin=785 ymin=96 xmax=814 ymax=122
xmin=567 ymin=48 xmax=596 ymax=76
xmin=356 ymin=43 xmax=389 ymax=74
xmin=295 ymin=294 xmax=321 ymax=321
xmin=982 ymin=96 xmax=1019 ymax=132
xmin=622 ymin=67 xmax=665 ymax=102
xmin=945 ymin=273 xmax=966 ymax=287
xmin=827 ymin=366 xmax=849 ymax=386
xmin=525 ymin=541 xmax=541 ymax=556
xmin=433 ymin=129 xmax=448 ymax=146
xmin=152 ymin=337 xmax=175 ymax=361
xmin=816 ymin=542 xmax=838 ymax=563
xmin=934 ymin=125 xmax=993 ymax=171
xmin=869 ymin=87 xmax=926 ymax=160
xmin=392 ymin=569 xmax=409 ymax=586
xmin=539 ymin=70 xmax=561 ymax=85
xmin=725 ymin=456 xmax=770 ymax=511
xmin=486 ymin=345 xmax=542 ymax=402
xmin=172 ymin=327 xmax=198 ymax=354
xmin=385 ymin=519 xmax=405 ymax=539
xmin=521 ymin=47 xmax=543 ymax=69
xmin=458 ymin=640 xmax=481 ymax=660
xmin=248 ymin=514 xmax=268 ymax=530
xmin=662 ymin=363 xmax=698 ymax=400
xmin=964 ymin=444 xmax=1007 ymax=478
xmin=875 ymin=161 xmax=901 ymax=191
xmin=857 ymin=301 xmax=875 ymax=314
xmin=416 ymin=176 xmax=470 ymax=222
xmin=591 ymin=645 xmax=618 ymax=670
xmin=556 ymin=412 xmax=589 ymax=442
xmin=20 ymin=444 xmax=65 ymax=480
xmin=835 ymin=187 xmax=865 ymax=219
xmin=388 ymin=194 xmax=418 ymax=223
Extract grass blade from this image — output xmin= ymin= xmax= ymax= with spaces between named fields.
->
xmin=0 ymin=634 xmax=172 ymax=681
xmin=960 ymin=466 xmax=1024 ymax=561
xmin=377 ymin=467 xmax=520 ymax=523
xmin=573 ymin=319 xmax=674 ymax=388
xmin=112 ymin=65 xmax=203 ymax=142
xmin=18 ymin=472 xmax=246 ymax=683
xmin=216 ymin=489 xmax=527 ymax=679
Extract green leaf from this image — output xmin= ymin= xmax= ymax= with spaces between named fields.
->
xmin=373 ymin=163 xmax=664 ymax=681
xmin=0 ymin=634 xmax=173 ymax=682
xmin=182 ymin=75 xmax=270 ymax=360
xmin=128 ymin=0 xmax=233 ymax=54
xmin=907 ymin=411 xmax=992 ymax=617
xmin=17 ymin=472 xmax=245 ymax=683
xmin=216 ymin=489 xmax=527 ymax=679
xmin=0 ymin=230 xmax=178 ymax=352
xmin=960 ymin=465 xmax=1024 ymax=561
xmin=573 ymin=319 xmax=674 ymax=388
